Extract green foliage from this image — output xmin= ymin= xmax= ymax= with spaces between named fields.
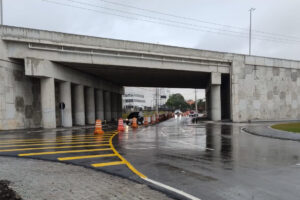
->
xmin=166 ymin=93 xmax=189 ymax=111
xmin=271 ymin=122 xmax=300 ymax=133
xmin=197 ymin=99 xmax=206 ymax=110
xmin=190 ymin=99 xmax=206 ymax=111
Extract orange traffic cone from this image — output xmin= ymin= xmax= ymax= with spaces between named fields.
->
xmin=117 ymin=118 xmax=124 ymax=132
xmin=132 ymin=117 xmax=138 ymax=128
xmin=144 ymin=116 xmax=149 ymax=126
xmin=94 ymin=119 xmax=104 ymax=134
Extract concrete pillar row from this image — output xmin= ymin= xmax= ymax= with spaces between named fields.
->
xmin=104 ymin=91 xmax=112 ymax=121
xmin=59 ymin=81 xmax=72 ymax=127
xmin=95 ymin=89 xmax=104 ymax=120
xmin=85 ymin=87 xmax=95 ymax=124
xmin=111 ymin=93 xmax=118 ymax=121
xmin=117 ymin=94 xmax=123 ymax=119
xmin=210 ymin=72 xmax=221 ymax=121
xmin=73 ymin=85 xmax=85 ymax=125
xmin=205 ymin=88 xmax=211 ymax=119
xmin=40 ymin=77 xmax=56 ymax=128
xmin=211 ymin=85 xmax=221 ymax=121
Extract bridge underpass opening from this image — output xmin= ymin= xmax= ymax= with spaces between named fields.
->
xmin=57 ymin=62 xmax=231 ymax=122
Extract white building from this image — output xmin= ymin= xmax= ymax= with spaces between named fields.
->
xmin=123 ymin=87 xmax=170 ymax=111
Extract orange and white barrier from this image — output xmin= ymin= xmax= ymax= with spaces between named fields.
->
xmin=144 ymin=116 xmax=149 ymax=126
xmin=151 ymin=115 xmax=155 ymax=124
xmin=117 ymin=118 xmax=124 ymax=132
xmin=132 ymin=117 xmax=138 ymax=128
xmin=94 ymin=119 xmax=104 ymax=134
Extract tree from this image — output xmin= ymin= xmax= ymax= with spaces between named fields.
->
xmin=190 ymin=99 xmax=206 ymax=112
xmin=166 ymin=93 xmax=189 ymax=111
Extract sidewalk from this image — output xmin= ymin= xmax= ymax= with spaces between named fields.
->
xmin=242 ymin=124 xmax=300 ymax=141
xmin=0 ymin=156 xmax=173 ymax=200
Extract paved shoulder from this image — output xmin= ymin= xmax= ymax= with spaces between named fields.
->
xmin=242 ymin=124 xmax=300 ymax=141
xmin=0 ymin=156 xmax=173 ymax=200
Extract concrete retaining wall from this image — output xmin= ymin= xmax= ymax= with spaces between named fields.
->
xmin=232 ymin=56 xmax=300 ymax=122
xmin=0 ymin=60 xmax=42 ymax=129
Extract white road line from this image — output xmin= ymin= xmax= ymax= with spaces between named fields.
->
xmin=143 ymin=178 xmax=201 ymax=200
xmin=296 ymin=163 xmax=300 ymax=166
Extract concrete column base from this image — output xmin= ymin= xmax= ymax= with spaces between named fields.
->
xmin=211 ymin=85 xmax=221 ymax=121
xmin=59 ymin=81 xmax=72 ymax=127
xmin=85 ymin=87 xmax=95 ymax=124
xmin=117 ymin=94 xmax=123 ymax=119
xmin=111 ymin=93 xmax=118 ymax=121
xmin=73 ymin=85 xmax=85 ymax=125
xmin=40 ymin=77 xmax=56 ymax=128
xmin=104 ymin=91 xmax=112 ymax=121
xmin=95 ymin=89 xmax=104 ymax=120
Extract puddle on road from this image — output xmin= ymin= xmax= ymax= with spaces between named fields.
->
xmin=155 ymin=162 xmax=218 ymax=181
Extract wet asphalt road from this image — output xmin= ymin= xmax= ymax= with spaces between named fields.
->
xmin=0 ymin=119 xmax=299 ymax=200
xmin=115 ymin=117 xmax=300 ymax=200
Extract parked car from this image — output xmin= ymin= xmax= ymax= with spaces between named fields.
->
xmin=189 ymin=110 xmax=199 ymax=118
xmin=125 ymin=112 xmax=144 ymax=125
xmin=174 ymin=109 xmax=182 ymax=116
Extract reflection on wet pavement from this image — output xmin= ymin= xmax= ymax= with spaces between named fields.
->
xmin=115 ymin=117 xmax=300 ymax=200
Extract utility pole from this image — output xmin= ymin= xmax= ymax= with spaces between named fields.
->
xmin=0 ymin=0 xmax=3 ymax=25
xmin=249 ymin=8 xmax=255 ymax=55
xmin=155 ymin=88 xmax=159 ymax=115
xmin=195 ymin=89 xmax=197 ymax=112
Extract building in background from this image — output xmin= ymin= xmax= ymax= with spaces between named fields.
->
xmin=123 ymin=87 xmax=170 ymax=111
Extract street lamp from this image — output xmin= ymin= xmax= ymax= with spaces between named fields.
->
xmin=249 ymin=8 xmax=256 ymax=55
xmin=0 ymin=0 xmax=3 ymax=25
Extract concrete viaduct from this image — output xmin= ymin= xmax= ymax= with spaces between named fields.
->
xmin=0 ymin=25 xmax=300 ymax=130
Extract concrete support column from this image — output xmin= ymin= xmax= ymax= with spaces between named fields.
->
xmin=210 ymin=72 xmax=221 ymax=121
xmin=117 ymin=94 xmax=123 ymax=119
xmin=205 ymin=88 xmax=211 ymax=119
xmin=73 ymin=85 xmax=85 ymax=125
xmin=211 ymin=85 xmax=221 ymax=121
xmin=40 ymin=77 xmax=56 ymax=128
xmin=95 ymin=89 xmax=104 ymax=120
xmin=111 ymin=93 xmax=118 ymax=121
xmin=104 ymin=91 xmax=112 ymax=121
xmin=85 ymin=87 xmax=95 ymax=124
xmin=59 ymin=81 xmax=72 ymax=127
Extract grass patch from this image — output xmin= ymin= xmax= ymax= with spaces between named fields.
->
xmin=271 ymin=122 xmax=300 ymax=133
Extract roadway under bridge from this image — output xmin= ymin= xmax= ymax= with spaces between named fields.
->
xmin=0 ymin=25 xmax=300 ymax=130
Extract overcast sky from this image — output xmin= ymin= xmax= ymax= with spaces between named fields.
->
xmin=3 ymin=0 xmax=300 ymax=99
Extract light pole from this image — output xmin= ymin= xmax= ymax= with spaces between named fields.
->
xmin=0 ymin=0 xmax=3 ymax=25
xmin=155 ymin=88 xmax=159 ymax=115
xmin=249 ymin=8 xmax=256 ymax=55
xmin=195 ymin=89 xmax=197 ymax=112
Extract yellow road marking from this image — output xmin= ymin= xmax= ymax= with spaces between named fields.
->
xmin=18 ymin=148 xmax=112 ymax=156
xmin=96 ymin=132 xmax=147 ymax=178
xmin=0 ymin=141 xmax=109 ymax=148
xmin=0 ymin=138 xmax=110 ymax=145
xmin=0 ymin=135 xmax=112 ymax=143
xmin=92 ymin=161 xmax=125 ymax=167
xmin=58 ymin=154 xmax=117 ymax=161
xmin=0 ymin=144 xmax=110 ymax=152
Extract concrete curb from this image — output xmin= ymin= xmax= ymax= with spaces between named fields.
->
xmin=242 ymin=125 xmax=300 ymax=141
